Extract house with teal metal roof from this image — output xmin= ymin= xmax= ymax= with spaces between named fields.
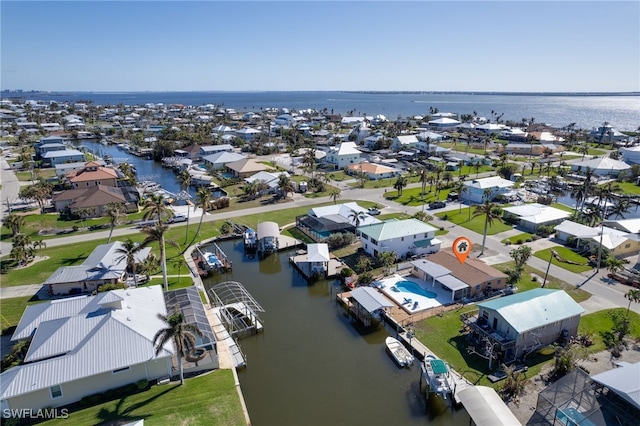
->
xmin=357 ymin=218 xmax=441 ymax=258
xmin=462 ymin=289 xmax=584 ymax=366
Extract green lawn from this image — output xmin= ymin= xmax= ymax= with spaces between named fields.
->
xmin=493 ymin=262 xmax=591 ymax=303
xmin=579 ymin=308 xmax=640 ymax=353
xmin=550 ymin=202 xmax=576 ymax=213
xmin=501 ymin=233 xmax=533 ymax=244
xmin=435 ymin=207 xmax=513 ymax=235
xmin=383 ymin=186 xmax=453 ymax=206
xmin=1 ymin=295 xmax=41 ymax=334
xmin=41 ymin=369 xmax=245 ymax=426
xmin=608 ymin=181 xmax=640 ymax=196
xmin=533 ymin=246 xmax=592 ymax=274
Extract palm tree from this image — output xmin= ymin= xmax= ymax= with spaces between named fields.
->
xmin=624 ymin=289 xmax=640 ymax=319
xmin=473 ymin=201 xmax=504 ymax=257
xmin=171 ymin=256 xmax=188 ymax=285
xmin=143 ymin=193 xmax=174 ymax=225
xmin=177 ymin=170 xmax=192 ymax=192
xmin=605 ymin=257 xmax=625 ymax=275
xmin=277 ymin=174 xmax=295 ymax=199
xmin=329 ymin=187 xmax=342 ymax=204
xmin=607 ymin=199 xmax=631 ymax=219
xmin=141 ymin=223 xmax=176 ymax=292
xmin=105 ymin=202 xmax=125 ymax=243
xmin=3 ymin=213 xmax=25 ymax=237
xmin=419 ymin=168 xmax=428 ymax=197
xmin=153 ymin=306 xmax=203 ymax=385
xmin=393 ymin=175 xmax=408 ymax=197
xmin=192 ymin=187 xmax=212 ymax=245
xmin=115 ymin=238 xmax=143 ymax=287
xmin=348 ymin=209 xmax=366 ymax=228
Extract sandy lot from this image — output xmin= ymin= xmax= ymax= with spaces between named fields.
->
xmin=506 ymin=344 xmax=640 ymax=425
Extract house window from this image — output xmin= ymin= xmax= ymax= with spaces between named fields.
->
xmin=371 ymin=239 xmax=377 ymax=245
xmin=413 ymin=235 xmax=416 ymax=239
xmin=113 ymin=366 xmax=130 ymax=374
xmin=625 ymin=243 xmax=631 ymax=248
xmin=364 ymin=243 xmax=368 ymax=250
xmin=424 ymin=233 xmax=428 ymax=238
xmin=475 ymin=285 xmax=481 ymax=290
xmin=50 ymin=385 xmax=63 ymax=399
xmin=86 ymin=182 xmax=90 ymax=187
xmin=401 ymin=237 xmax=404 ymax=241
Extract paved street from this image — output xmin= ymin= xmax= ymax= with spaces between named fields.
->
xmin=2 ymin=155 xmax=639 ymax=314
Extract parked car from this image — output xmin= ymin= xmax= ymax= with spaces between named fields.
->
xmin=429 ymin=201 xmax=446 ymax=209
xmin=367 ymin=207 xmax=381 ymax=216
xmin=169 ymin=214 xmax=188 ymax=223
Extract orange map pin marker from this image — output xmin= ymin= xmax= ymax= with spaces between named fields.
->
xmin=452 ymin=237 xmax=472 ymax=264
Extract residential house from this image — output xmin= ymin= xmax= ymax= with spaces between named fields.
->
xmin=235 ymin=127 xmax=261 ymax=141
xmin=410 ymin=250 xmax=507 ymax=302
xmin=325 ymin=141 xmax=363 ymax=170
xmin=497 ymin=143 xmax=564 ymax=156
xmin=42 ymin=149 xmax=86 ymax=167
xmin=296 ymin=202 xmax=380 ymax=241
xmin=200 ymin=144 xmax=234 ymax=157
xmin=464 ymin=289 xmax=584 ymax=364
xmin=461 ymin=176 xmax=514 ymax=204
xmin=66 ymin=161 xmax=118 ymax=188
xmin=357 ymin=218 xmax=441 ymax=258
xmin=570 ymin=157 xmax=631 ymax=178
xmin=475 ymin=123 xmax=504 ymax=135
xmin=502 ymin=203 xmax=571 ymax=231
xmin=226 ymin=158 xmax=272 ymax=178
xmin=244 ymin=171 xmax=290 ymax=194
xmin=53 ymin=185 xmax=136 ymax=217
xmin=345 ymin=162 xmax=401 ymax=180
xmin=587 ymin=227 xmax=640 ymax=259
xmin=42 ymin=241 xmax=152 ymax=295
xmin=554 ymin=220 xmax=600 ymax=248
xmin=392 ymin=135 xmax=420 ymax=151
xmin=55 ymin=161 xmax=104 ymax=178
xmin=0 ymin=286 xmax=174 ymax=411
xmin=202 ymin=151 xmax=246 ymax=170
xmin=428 ymin=117 xmax=460 ymax=130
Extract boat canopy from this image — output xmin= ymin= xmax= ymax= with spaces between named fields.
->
xmin=457 ymin=386 xmax=522 ymax=426
xmin=429 ymin=358 xmax=448 ymax=374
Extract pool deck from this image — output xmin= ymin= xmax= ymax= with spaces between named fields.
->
xmin=376 ymin=274 xmax=449 ymax=314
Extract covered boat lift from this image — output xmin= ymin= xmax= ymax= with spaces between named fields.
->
xmin=456 ymin=386 xmax=521 ymax=426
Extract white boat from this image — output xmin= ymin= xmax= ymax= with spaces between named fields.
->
xmin=203 ymin=251 xmax=222 ymax=270
xmin=385 ymin=336 xmax=414 ymax=368
xmin=422 ymin=354 xmax=454 ymax=400
xmin=244 ymin=228 xmax=257 ymax=248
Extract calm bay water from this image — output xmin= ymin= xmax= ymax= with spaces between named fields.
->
xmin=203 ymin=241 xmax=468 ymax=426
xmin=5 ymin=90 xmax=640 ymax=131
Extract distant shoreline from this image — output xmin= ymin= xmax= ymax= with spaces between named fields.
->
xmin=2 ymin=90 xmax=639 ymax=97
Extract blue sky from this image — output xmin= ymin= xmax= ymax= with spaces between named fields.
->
xmin=1 ymin=1 xmax=639 ymax=92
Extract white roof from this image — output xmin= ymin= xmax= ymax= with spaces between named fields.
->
xmin=306 ymin=244 xmax=330 ymax=262
xmin=572 ymin=157 xmax=631 ymax=171
xmin=503 ymin=203 xmax=570 ymax=224
xmin=334 ymin=141 xmax=361 ymax=156
xmin=350 ymin=287 xmax=394 ymax=313
xmin=428 ymin=117 xmax=461 ymax=125
xmin=42 ymin=149 xmax=84 ymax=158
xmin=257 ymin=221 xmax=280 ymax=239
xmin=395 ymin=135 xmax=419 ymax=144
xmin=1 ymin=286 xmax=172 ymax=401
xmin=464 ymin=176 xmax=514 ymax=190
xmin=554 ymin=220 xmax=601 ymax=238
xmin=603 ymin=218 xmax=640 ymax=234
xmin=589 ymin=227 xmax=633 ymax=250
xmin=591 ymin=362 xmax=640 ymax=410
xmin=202 ymin=151 xmax=245 ymax=164
xmin=308 ymin=202 xmax=380 ymax=226
xmin=457 ymin=386 xmax=522 ymax=426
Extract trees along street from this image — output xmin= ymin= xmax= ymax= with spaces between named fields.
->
xmin=2 ymin=160 xmax=638 ymax=314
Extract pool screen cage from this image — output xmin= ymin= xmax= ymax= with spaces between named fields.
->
xmin=530 ymin=367 xmax=638 ymax=426
xmin=208 ymin=281 xmax=264 ymax=336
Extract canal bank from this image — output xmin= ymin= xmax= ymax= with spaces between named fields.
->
xmin=201 ymin=240 xmax=470 ymax=426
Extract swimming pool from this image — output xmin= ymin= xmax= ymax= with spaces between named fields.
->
xmin=394 ymin=281 xmax=437 ymax=299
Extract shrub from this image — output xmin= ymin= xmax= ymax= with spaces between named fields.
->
xmin=340 ymin=267 xmax=353 ymax=278
xmin=357 ymin=271 xmax=373 ymax=285
xmin=137 ymin=379 xmax=149 ymax=390
xmin=220 ymin=222 xmax=232 ymax=235
xmin=504 ymin=240 xmax=512 ymax=245
xmin=525 ymin=238 xmax=533 ymax=243
xmin=532 ymin=235 xmax=540 ymax=241
xmin=97 ymin=283 xmax=126 ymax=293
xmin=516 ymin=238 xmax=524 ymax=244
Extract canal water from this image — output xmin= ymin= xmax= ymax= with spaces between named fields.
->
xmin=203 ymin=240 xmax=469 ymax=426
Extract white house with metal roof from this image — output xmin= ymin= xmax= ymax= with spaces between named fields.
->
xmin=357 ymin=218 xmax=441 ymax=259
xmin=0 ymin=286 xmax=173 ymax=411
xmin=471 ymin=289 xmax=584 ymax=363
xmin=202 ymin=151 xmax=246 ymax=170
xmin=461 ymin=176 xmax=514 ymax=204
xmin=43 ymin=241 xmax=152 ymax=295
xmin=502 ymin=203 xmax=571 ymax=231
xmin=570 ymin=156 xmax=631 ymax=177
xmin=325 ymin=141 xmax=363 ymax=169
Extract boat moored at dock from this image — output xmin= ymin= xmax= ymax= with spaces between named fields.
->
xmin=385 ymin=336 xmax=414 ymax=368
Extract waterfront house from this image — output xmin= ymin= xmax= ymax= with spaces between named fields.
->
xmin=202 ymin=151 xmax=246 ymax=170
xmin=42 ymin=149 xmax=86 ymax=167
xmin=391 ymin=135 xmax=420 ymax=151
xmin=200 ymin=144 xmax=234 ymax=157
xmin=52 ymin=185 xmax=136 ymax=217
xmin=428 ymin=117 xmax=460 ymax=130
xmin=325 ymin=141 xmax=363 ymax=170
xmin=570 ymin=157 xmax=631 ymax=178
xmin=619 ymin=146 xmax=640 ymax=165
xmin=587 ymin=227 xmax=640 ymax=259
xmin=357 ymin=218 xmax=440 ymax=259
xmin=496 ymin=143 xmax=564 ymax=156
xmin=411 ymin=250 xmax=508 ymax=302
xmin=296 ymin=202 xmax=380 ymax=241
xmin=502 ymin=203 xmax=571 ymax=231
xmin=475 ymin=123 xmax=504 ymax=135
xmin=463 ymin=289 xmax=584 ymax=365
xmin=66 ymin=161 xmax=118 ymax=188
xmin=0 ymin=286 xmax=174 ymax=411
xmin=42 ymin=241 xmax=152 ymax=295
xmin=225 ymin=158 xmax=273 ymax=178
xmin=461 ymin=176 xmax=514 ymax=204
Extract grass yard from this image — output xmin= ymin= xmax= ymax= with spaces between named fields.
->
xmin=383 ymin=186 xmax=452 ymax=206
xmin=41 ymin=369 xmax=245 ymax=426
xmin=608 ymin=181 xmax=640 ymax=196
xmin=493 ymin=262 xmax=591 ymax=303
xmin=1 ymin=295 xmax=41 ymax=334
xmin=435 ymin=207 xmax=513 ymax=235
xmin=579 ymin=308 xmax=640 ymax=353
xmin=145 ymin=276 xmax=196 ymax=291
xmin=551 ymin=202 xmax=576 ymax=213
xmin=533 ymin=246 xmax=592 ymax=274
xmin=501 ymin=233 xmax=533 ymax=244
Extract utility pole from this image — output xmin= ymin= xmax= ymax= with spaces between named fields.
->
xmin=542 ymin=251 xmax=553 ymax=288
xmin=596 ymin=222 xmax=605 ymax=270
